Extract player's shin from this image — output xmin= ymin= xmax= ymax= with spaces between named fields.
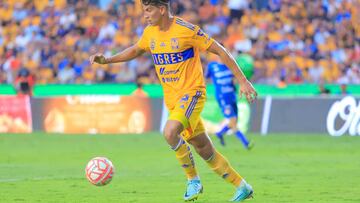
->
xmin=172 ymin=138 xmax=199 ymax=180
xmin=216 ymin=125 xmax=230 ymax=137
xmin=206 ymin=150 xmax=243 ymax=187
xmin=216 ymin=125 xmax=229 ymax=145
xmin=235 ymin=130 xmax=249 ymax=147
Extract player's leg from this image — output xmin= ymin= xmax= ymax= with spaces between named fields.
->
xmin=228 ymin=117 xmax=251 ymax=149
xmin=189 ymin=122 xmax=243 ymax=186
xmin=187 ymin=129 xmax=253 ymax=201
xmin=215 ymin=103 xmax=238 ymax=146
xmin=163 ymin=119 xmax=199 ymax=181
xmin=215 ymin=119 xmax=230 ymax=146
xmin=166 ymin=90 xmax=205 ymax=201
xmin=163 ymin=119 xmax=184 ymax=147
xmin=163 ymin=119 xmax=202 ymax=201
xmin=228 ymin=102 xmax=253 ymax=149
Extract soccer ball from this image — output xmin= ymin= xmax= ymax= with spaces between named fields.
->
xmin=85 ymin=157 xmax=115 ymax=186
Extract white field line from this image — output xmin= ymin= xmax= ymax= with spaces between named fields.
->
xmin=0 ymin=176 xmax=81 ymax=183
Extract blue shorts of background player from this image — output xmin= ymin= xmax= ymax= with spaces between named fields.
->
xmin=215 ymin=99 xmax=253 ymax=150
xmin=221 ymin=101 xmax=238 ymax=119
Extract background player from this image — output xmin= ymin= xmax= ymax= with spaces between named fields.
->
xmin=206 ymin=58 xmax=253 ymax=149
xmin=90 ymin=0 xmax=257 ymax=201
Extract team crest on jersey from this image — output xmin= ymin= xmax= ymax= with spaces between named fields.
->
xmin=160 ymin=42 xmax=166 ymax=47
xmin=150 ymin=39 xmax=155 ymax=50
xmin=171 ymin=38 xmax=179 ymax=50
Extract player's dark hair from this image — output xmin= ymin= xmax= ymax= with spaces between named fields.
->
xmin=141 ymin=0 xmax=170 ymax=8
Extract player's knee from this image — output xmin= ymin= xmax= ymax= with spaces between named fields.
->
xmin=228 ymin=123 xmax=236 ymax=129
xmin=163 ymin=127 xmax=174 ymax=141
xmin=228 ymin=118 xmax=237 ymax=129
xmin=163 ymin=124 xmax=182 ymax=143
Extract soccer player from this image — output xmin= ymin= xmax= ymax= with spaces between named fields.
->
xmin=206 ymin=59 xmax=253 ymax=149
xmin=89 ymin=0 xmax=257 ymax=201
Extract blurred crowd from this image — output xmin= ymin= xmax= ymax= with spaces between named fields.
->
xmin=0 ymin=0 xmax=359 ymax=91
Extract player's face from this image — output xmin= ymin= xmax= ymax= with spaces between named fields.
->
xmin=142 ymin=4 xmax=164 ymax=26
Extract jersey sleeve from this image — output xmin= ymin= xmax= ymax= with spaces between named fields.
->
xmin=137 ymin=27 xmax=150 ymax=52
xmin=192 ymin=26 xmax=214 ymax=51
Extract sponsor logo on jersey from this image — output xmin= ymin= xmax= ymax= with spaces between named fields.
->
xmin=159 ymin=67 xmax=180 ymax=75
xmin=152 ymin=48 xmax=194 ymax=65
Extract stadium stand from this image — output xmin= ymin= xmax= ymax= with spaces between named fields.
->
xmin=0 ymin=0 xmax=359 ymax=88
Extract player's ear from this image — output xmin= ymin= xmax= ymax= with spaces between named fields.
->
xmin=159 ymin=5 xmax=166 ymax=16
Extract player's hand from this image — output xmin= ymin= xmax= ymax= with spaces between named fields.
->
xmin=89 ymin=53 xmax=107 ymax=65
xmin=239 ymin=79 xmax=258 ymax=103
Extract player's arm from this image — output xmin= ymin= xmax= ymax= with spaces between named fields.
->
xmin=89 ymin=44 xmax=145 ymax=65
xmin=207 ymin=41 xmax=257 ymax=102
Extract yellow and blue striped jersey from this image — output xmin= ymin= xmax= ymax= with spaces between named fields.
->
xmin=137 ymin=17 xmax=214 ymax=109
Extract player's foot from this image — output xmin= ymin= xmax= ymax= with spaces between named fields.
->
xmin=230 ymin=182 xmax=253 ymax=202
xmin=246 ymin=140 xmax=254 ymax=150
xmin=216 ymin=133 xmax=225 ymax=146
xmin=184 ymin=179 xmax=203 ymax=201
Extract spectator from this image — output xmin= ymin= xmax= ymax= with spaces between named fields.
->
xmin=228 ymin=0 xmax=249 ymax=22
xmin=58 ymin=63 xmax=75 ymax=84
xmin=319 ymin=83 xmax=331 ymax=95
xmin=14 ymin=67 xmax=34 ymax=95
xmin=132 ymin=77 xmax=149 ymax=98
xmin=308 ymin=60 xmax=324 ymax=83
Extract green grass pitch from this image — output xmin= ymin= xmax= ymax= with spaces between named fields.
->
xmin=0 ymin=133 xmax=359 ymax=203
